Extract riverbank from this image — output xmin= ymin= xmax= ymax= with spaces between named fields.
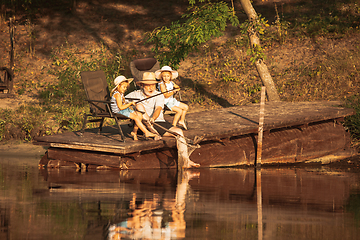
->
xmin=0 ymin=0 xmax=359 ymax=143
xmin=0 ymin=141 xmax=47 ymax=159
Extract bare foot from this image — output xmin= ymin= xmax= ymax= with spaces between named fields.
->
xmin=178 ymin=121 xmax=188 ymax=130
xmin=130 ymin=132 xmax=138 ymax=141
xmin=154 ymin=135 xmax=162 ymax=141
xmin=145 ymin=132 xmax=162 ymax=140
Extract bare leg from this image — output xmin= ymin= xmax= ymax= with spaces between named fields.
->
xmin=173 ymin=103 xmax=189 ymax=130
xmin=171 ymin=106 xmax=182 ymax=127
xmin=136 ymin=103 xmax=161 ymax=138
xmin=129 ymin=112 xmax=158 ymax=139
xmin=178 ymin=102 xmax=188 ymax=124
xmin=131 ymin=124 xmax=139 ymax=141
xmin=136 ymin=104 xmax=150 ymax=120
xmin=164 ymin=126 xmax=200 ymax=168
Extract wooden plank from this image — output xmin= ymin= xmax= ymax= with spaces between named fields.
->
xmin=34 ymin=101 xmax=354 ymax=156
xmin=44 ymin=120 xmax=353 ymax=169
xmin=190 ymin=120 xmax=353 ymax=167
xmin=46 ymin=147 xmax=178 ymax=169
xmin=47 ymin=148 xmax=122 ymax=168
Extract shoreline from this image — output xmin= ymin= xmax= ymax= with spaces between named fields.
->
xmin=0 ymin=141 xmax=48 ymax=158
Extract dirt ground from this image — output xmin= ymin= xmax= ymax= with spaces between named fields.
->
xmin=1 ymin=0 xmax=358 ymax=111
xmin=0 ymin=0 xmax=359 ymax=157
xmin=0 ymin=0 xmax=189 ymax=110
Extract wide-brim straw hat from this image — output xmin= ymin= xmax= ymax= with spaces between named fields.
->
xmin=138 ymin=72 xmax=159 ymax=84
xmin=111 ymin=75 xmax=133 ymax=93
xmin=155 ymin=66 xmax=178 ymax=80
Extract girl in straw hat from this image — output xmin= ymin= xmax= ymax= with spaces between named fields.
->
xmin=155 ymin=66 xmax=189 ymax=130
xmin=111 ymin=75 xmax=159 ymax=141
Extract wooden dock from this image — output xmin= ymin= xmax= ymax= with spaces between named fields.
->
xmin=35 ymin=101 xmax=356 ymax=169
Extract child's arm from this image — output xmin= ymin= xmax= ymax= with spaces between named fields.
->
xmin=160 ymin=82 xmax=179 ymax=98
xmin=173 ymin=82 xmax=180 ymax=91
xmin=160 ymin=83 xmax=174 ymax=98
xmin=114 ymin=92 xmax=135 ymax=110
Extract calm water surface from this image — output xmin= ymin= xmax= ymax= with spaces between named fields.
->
xmin=1 ymin=146 xmax=360 ymax=240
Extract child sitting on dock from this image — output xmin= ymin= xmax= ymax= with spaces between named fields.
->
xmin=110 ymin=75 xmax=159 ymax=141
xmin=155 ymin=66 xmax=189 ymax=130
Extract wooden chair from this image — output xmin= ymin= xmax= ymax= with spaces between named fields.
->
xmin=80 ymin=70 xmax=129 ymax=142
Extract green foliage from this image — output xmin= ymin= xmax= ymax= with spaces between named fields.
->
xmin=246 ymin=83 xmax=261 ymax=96
xmin=42 ymin=43 xmax=125 ymax=106
xmin=146 ymin=1 xmax=239 ymax=69
xmin=246 ymin=44 xmax=266 ymax=64
xmin=239 ymin=14 xmax=269 ymax=36
xmin=274 ymin=4 xmax=290 ymax=44
xmin=238 ymin=15 xmax=269 ymax=63
xmin=0 ymin=42 xmax=129 ymax=142
xmin=286 ymin=1 xmax=360 ymax=38
xmin=0 ymin=119 xmax=5 ymax=141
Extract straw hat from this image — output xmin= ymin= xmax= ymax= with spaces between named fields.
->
xmin=155 ymin=66 xmax=178 ymax=80
xmin=138 ymin=72 xmax=159 ymax=84
xmin=111 ymin=75 xmax=133 ymax=93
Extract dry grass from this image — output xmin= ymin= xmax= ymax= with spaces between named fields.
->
xmin=0 ymin=0 xmax=359 ymax=141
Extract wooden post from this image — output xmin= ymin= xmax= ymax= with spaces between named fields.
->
xmin=256 ymin=86 xmax=266 ymax=167
xmin=9 ymin=17 xmax=15 ymax=71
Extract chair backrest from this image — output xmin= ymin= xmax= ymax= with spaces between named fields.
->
xmin=80 ymin=70 xmax=110 ymax=114
xmin=130 ymin=58 xmax=160 ymax=83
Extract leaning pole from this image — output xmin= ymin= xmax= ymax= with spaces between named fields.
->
xmin=239 ymin=0 xmax=280 ymax=102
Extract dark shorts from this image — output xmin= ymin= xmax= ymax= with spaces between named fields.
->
xmin=153 ymin=121 xmax=173 ymax=136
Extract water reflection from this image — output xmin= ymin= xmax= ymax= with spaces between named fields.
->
xmin=1 ymin=153 xmax=360 ymax=239
xmin=108 ymin=171 xmax=198 ymax=240
xmin=257 ymin=169 xmax=263 ymax=240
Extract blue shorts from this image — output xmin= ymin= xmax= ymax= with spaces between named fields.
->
xmin=117 ymin=108 xmax=134 ymax=118
xmin=165 ymin=98 xmax=180 ymax=111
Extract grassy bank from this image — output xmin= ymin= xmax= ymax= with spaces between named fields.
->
xmin=0 ymin=0 xmax=359 ymax=149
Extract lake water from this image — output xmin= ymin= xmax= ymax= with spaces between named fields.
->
xmin=1 ymin=145 xmax=360 ymax=240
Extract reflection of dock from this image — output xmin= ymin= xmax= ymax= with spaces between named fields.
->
xmin=43 ymin=168 xmax=355 ymax=212
xmin=38 ymin=167 xmax=360 ymax=240
xmin=35 ymin=101 xmax=355 ymax=169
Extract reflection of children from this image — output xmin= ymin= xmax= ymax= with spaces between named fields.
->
xmin=107 ymin=171 xmax=200 ymax=240
xmin=155 ymin=66 xmax=189 ymax=130
xmin=110 ymin=76 xmax=158 ymax=141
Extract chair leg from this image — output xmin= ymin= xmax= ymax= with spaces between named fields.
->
xmin=99 ymin=117 xmax=105 ymax=134
xmin=80 ymin=114 xmax=89 ymax=137
xmin=113 ymin=117 xmax=126 ymax=142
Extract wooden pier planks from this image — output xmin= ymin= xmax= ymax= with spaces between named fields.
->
xmin=35 ymin=101 xmax=354 ymax=156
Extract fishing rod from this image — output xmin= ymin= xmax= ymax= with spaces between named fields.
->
xmin=125 ymin=88 xmax=180 ymax=104
xmin=151 ymin=122 xmax=199 ymax=147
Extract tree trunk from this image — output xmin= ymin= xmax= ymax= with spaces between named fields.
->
xmin=9 ymin=17 xmax=15 ymax=71
xmin=239 ymin=0 xmax=280 ymax=101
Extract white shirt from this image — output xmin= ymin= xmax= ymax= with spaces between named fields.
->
xmin=158 ymin=81 xmax=175 ymax=104
xmin=125 ymin=90 xmax=166 ymax=122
